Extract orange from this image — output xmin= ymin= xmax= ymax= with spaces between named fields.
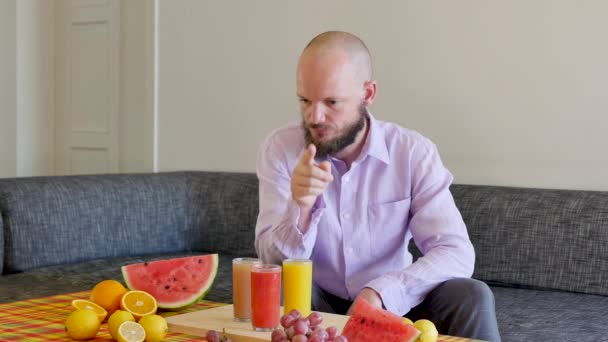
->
xmin=90 ymin=279 xmax=128 ymax=316
xmin=71 ymin=299 xmax=108 ymax=322
xmin=120 ymin=290 xmax=158 ymax=320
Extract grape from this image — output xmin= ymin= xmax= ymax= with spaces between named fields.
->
xmin=307 ymin=312 xmax=323 ymax=328
xmin=292 ymin=334 xmax=308 ymax=342
xmin=311 ymin=327 xmax=329 ymax=340
xmin=271 ymin=329 xmax=288 ymax=342
xmin=281 ymin=314 xmax=296 ymax=328
xmin=205 ymin=329 xmax=220 ymax=342
xmin=275 ymin=311 xmax=345 ymax=342
xmin=289 ymin=309 xmax=302 ymax=320
xmin=326 ymin=326 xmax=338 ymax=340
xmin=285 ymin=326 xmax=296 ymax=340
xmin=308 ymin=336 xmax=325 ymax=342
xmin=293 ymin=318 xmax=309 ymax=335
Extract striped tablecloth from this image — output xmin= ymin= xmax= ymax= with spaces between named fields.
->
xmin=0 ymin=291 xmax=480 ymax=341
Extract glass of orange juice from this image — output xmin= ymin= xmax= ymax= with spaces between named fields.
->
xmin=282 ymin=259 xmax=313 ymax=317
xmin=232 ymin=257 xmax=261 ymax=322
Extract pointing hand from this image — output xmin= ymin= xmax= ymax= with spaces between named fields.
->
xmin=290 ymin=144 xmax=333 ymax=210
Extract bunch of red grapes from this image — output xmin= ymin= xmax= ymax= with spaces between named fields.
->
xmin=271 ymin=309 xmax=348 ymax=342
xmin=205 ymin=329 xmax=232 ymax=342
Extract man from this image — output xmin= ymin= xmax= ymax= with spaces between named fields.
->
xmin=255 ymin=31 xmax=500 ymax=341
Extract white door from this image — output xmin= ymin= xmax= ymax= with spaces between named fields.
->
xmin=56 ymin=0 xmax=119 ymax=175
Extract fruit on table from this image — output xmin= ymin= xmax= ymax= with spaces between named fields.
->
xmin=70 ymin=299 xmax=108 ymax=322
xmin=273 ymin=309 xmax=348 ymax=341
xmin=342 ymin=298 xmax=420 ymax=342
xmin=90 ymin=279 xmax=128 ymax=315
xmin=206 ymin=328 xmax=233 ymax=342
xmin=108 ymin=310 xmax=136 ymax=340
xmin=121 ymin=254 xmax=219 ymax=310
xmin=117 ymin=321 xmax=146 ymax=342
xmin=120 ymin=290 xmax=158 ymax=320
xmin=138 ymin=314 xmax=169 ymax=342
xmin=65 ymin=308 xmax=101 ymax=340
xmin=414 ymin=319 xmax=439 ymax=342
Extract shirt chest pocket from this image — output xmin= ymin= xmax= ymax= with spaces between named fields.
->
xmin=367 ymin=197 xmax=411 ymax=257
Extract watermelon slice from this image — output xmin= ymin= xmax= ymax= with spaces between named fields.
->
xmin=342 ymin=297 xmax=420 ymax=342
xmin=121 ymin=254 xmax=218 ymax=311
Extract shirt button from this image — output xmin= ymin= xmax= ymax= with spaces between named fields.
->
xmin=343 ymin=177 xmax=350 ymax=183
xmin=347 ymin=247 xmax=354 ymax=254
xmin=343 ymin=213 xmax=351 ymax=219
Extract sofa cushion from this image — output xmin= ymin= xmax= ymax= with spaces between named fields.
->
xmin=0 ymin=252 xmax=234 ymax=305
xmin=0 ymin=212 xmax=3 ymax=275
xmin=492 ymin=285 xmax=608 ymax=342
xmin=451 ymin=185 xmax=608 ymax=296
xmin=0 ymin=172 xmax=201 ymax=274
xmin=186 ymin=172 xmax=258 ymax=257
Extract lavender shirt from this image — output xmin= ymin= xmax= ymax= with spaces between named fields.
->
xmin=255 ymin=114 xmax=475 ymax=316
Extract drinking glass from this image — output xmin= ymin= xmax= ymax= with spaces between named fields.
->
xmin=250 ymin=264 xmax=281 ymax=331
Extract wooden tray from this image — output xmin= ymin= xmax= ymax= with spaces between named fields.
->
xmin=166 ymin=305 xmax=349 ymax=342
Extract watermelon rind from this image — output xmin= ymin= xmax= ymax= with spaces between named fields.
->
xmin=121 ymin=254 xmax=219 ymax=311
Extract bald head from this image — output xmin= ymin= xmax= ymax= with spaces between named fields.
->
xmin=300 ymin=31 xmax=373 ymax=82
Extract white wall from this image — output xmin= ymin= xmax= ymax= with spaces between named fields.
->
xmin=156 ymin=1 xmax=308 ymax=173
xmin=16 ymin=0 xmax=55 ymax=177
xmin=0 ymin=0 xmax=55 ymax=179
xmin=120 ymin=0 xmax=154 ymax=173
xmin=0 ymin=0 xmax=17 ymax=178
xmin=156 ymin=1 xmax=608 ymax=191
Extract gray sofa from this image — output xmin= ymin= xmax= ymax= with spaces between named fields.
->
xmin=1 ymin=171 xmax=607 ymax=341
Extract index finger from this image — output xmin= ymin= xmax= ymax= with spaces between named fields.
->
xmin=300 ymin=144 xmax=317 ymax=166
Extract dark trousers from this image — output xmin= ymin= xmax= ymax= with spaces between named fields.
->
xmin=311 ymin=278 xmax=501 ymax=342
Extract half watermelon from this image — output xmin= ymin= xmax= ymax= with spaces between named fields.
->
xmin=342 ymin=297 xmax=420 ymax=342
xmin=121 ymin=254 xmax=219 ymax=311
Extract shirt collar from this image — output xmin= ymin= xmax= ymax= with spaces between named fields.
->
xmin=358 ymin=112 xmax=390 ymax=165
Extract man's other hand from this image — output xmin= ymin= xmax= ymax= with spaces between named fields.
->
xmin=347 ymin=287 xmax=383 ymax=315
xmin=290 ymin=144 xmax=333 ymax=210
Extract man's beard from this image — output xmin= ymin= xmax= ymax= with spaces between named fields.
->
xmin=303 ymin=103 xmax=367 ymax=159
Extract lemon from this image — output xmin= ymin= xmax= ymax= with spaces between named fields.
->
xmin=117 ymin=321 xmax=146 ymax=342
xmin=139 ymin=314 xmax=169 ymax=342
xmin=414 ymin=319 xmax=438 ymax=342
xmin=109 ymin=310 xmax=136 ymax=340
xmin=403 ymin=316 xmax=414 ymax=325
xmin=65 ymin=309 xmax=100 ymax=340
